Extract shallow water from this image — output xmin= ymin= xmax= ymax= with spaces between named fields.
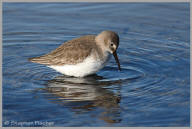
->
xmin=3 ymin=3 xmax=190 ymax=127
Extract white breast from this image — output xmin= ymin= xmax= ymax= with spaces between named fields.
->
xmin=49 ymin=53 xmax=111 ymax=77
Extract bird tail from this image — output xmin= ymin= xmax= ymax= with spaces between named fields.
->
xmin=28 ymin=56 xmax=51 ymax=65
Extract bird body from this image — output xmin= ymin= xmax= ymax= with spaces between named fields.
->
xmin=49 ymin=52 xmax=111 ymax=77
xmin=29 ymin=31 xmax=121 ymax=77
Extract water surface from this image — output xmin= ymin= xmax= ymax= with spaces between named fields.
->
xmin=3 ymin=3 xmax=190 ymax=127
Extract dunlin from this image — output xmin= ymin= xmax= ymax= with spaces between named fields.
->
xmin=29 ymin=30 xmax=121 ymax=77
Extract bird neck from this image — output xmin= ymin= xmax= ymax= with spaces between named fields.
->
xmin=95 ymin=35 xmax=108 ymax=54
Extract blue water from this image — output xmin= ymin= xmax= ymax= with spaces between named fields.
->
xmin=3 ymin=3 xmax=190 ymax=127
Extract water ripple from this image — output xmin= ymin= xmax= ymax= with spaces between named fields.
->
xmin=3 ymin=3 xmax=190 ymax=126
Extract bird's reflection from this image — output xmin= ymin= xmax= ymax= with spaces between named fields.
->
xmin=44 ymin=74 xmax=122 ymax=124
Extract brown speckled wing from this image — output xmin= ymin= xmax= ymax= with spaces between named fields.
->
xmin=29 ymin=35 xmax=96 ymax=65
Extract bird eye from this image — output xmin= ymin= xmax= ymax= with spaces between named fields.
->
xmin=110 ymin=43 xmax=114 ymax=47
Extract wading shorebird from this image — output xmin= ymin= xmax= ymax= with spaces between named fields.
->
xmin=29 ymin=30 xmax=121 ymax=77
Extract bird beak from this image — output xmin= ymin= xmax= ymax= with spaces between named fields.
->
xmin=113 ymin=51 xmax=121 ymax=71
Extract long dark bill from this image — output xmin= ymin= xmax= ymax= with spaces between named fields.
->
xmin=113 ymin=51 xmax=121 ymax=71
